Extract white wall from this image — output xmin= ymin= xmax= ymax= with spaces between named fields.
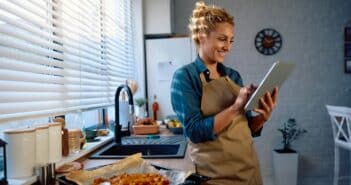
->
xmin=133 ymin=0 xmax=146 ymax=99
xmin=173 ymin=0 xmax=351 ymax=184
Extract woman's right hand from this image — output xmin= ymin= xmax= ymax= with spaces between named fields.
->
xmin=232 ymin=84 xmax=256 ymax=111
xmin=215 ymin=84 xmax=256 ymax=134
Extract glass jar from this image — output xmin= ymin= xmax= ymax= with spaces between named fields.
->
xmin=68 ymin=129 xmax=81 ymax=154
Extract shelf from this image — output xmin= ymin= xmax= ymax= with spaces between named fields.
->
xmin=56 ymin=133 xmax=114 ymax=168
xmin=7 ymin=133 xmax=114 ymax=185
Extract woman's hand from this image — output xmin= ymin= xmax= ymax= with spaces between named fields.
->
xmin=232 ymin=84 xmax=256 ymax=111
xmin=248 ymin=87 xmax=279 ymax=133
xmin=216 ymin=84 xmax=256 ymax=134
xmin=253 ymin=87 xmax=279 ymax=122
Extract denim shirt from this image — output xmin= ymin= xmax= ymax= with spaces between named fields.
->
xmin=170 ymin=56 xmax=260 ymax=143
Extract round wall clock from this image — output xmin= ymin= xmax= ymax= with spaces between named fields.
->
xmin=254 ymin=28 xmax=282 ymax=55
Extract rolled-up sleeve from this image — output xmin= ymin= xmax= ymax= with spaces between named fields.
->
xmin=171 ymin=68 xmax=216 ymax=143
xmin=246 ymin=111 xmax=263 ymax=137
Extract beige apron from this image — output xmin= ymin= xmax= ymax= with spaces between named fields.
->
xmin=189 ymin=73 xmax=262 ymax=185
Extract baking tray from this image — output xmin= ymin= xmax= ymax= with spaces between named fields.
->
xmin=56 ymin=164 xmax=210 ymax=185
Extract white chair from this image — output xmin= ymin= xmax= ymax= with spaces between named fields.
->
xmin=326 ymin=105 xmax=351 ymax=185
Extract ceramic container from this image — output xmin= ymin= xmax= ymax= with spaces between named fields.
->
xmin=48 ymin=122 xmax=62 ymax=163
xmin=4 ymin=128 xmax=36 ymax=178
xmin=35 ymin=125 xmax=49 ymax=166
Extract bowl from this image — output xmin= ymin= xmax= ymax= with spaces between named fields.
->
xmin=84 ymin=129 xmax=97 ymax=141
xmin=166 ymin=119 xmax=183 ymax=135
xmin=168 ymin=127 xmax=183 ymax=135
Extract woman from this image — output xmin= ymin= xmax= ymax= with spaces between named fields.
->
xmin=170 ymin=2 xmax=278 ymax=185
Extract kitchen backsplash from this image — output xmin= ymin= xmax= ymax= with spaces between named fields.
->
xmin=0 ymin=110 xmax=102 ymax=140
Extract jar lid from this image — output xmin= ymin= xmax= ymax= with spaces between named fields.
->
xmin=4 ymin=128 xmax=36 ymax=134
xmin=35 ymin=124 xmax=49 ymax=130
xmin=48 ymin=122 xmax=62 ymax=127
xmin=68 ymin=129 xmax=82 ymax=134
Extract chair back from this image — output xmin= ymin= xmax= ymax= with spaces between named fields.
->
xmin=326 ymin=105 xmax=351 ymax=149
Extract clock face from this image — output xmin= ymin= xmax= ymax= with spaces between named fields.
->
xmin=255 ymin=28 xmax=282 ymax=55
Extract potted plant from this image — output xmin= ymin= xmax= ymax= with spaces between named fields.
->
xmin=134 ymin=98 xmax=147 ymax=118
xmin=273 ymin=118 xmax=307 ymax=185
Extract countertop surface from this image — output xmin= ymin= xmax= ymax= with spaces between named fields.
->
xmin=79 ymin=125 xmax=195 ymax=172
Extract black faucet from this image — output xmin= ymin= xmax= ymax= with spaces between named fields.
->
xmin=114 ymin=84 xmax=134 ymax=144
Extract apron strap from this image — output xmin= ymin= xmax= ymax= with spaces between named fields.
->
xmin=224 ymin=76 xmax=241 ymax=96
xmin=199 ymin=73 xmax=207 ymax=84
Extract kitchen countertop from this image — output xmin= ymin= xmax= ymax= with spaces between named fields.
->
xmin=77 ymin=125 xmax=195 ymax=172
xmin=7 ymin=133 xmax=115 ymax=185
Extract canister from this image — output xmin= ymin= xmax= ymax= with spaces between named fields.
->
xmin=35 ymin=124 xmax=49 ymax=166
xmin=4 ymin=128 xmax=36 ymax=178
xmin=48 ymin=122 xmax=62 ymax=163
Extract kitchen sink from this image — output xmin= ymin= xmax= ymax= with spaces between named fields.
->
xmin=90 ymin=135 xmax=187 ymax=159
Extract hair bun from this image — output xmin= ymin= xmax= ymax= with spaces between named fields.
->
xmin=193 ymin=1 xmax=207 ymax=18
xmin=188 ymin=1 xmax=234 ymax=46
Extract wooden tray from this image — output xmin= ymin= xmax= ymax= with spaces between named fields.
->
xmin=133 ymin=124 xmax=159 ymax=135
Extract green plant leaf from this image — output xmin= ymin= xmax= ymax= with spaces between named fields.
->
xmin=278 ymin=117 xmax=307 ymax=151
xmin=135 ymin=98 xmax=147 ymax=107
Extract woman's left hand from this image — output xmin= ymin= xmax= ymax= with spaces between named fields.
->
xmin=253 ymin=87 xmax=279 ymax=122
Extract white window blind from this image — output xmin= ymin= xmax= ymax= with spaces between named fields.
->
xmin=0 ymin=0 xmax=136 ymax=121
xmin=102 ymin=0 xmax=136 ymax=100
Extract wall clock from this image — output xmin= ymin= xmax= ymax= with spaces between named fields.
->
xmin=255 ymin=28 xmax=282 ymax=55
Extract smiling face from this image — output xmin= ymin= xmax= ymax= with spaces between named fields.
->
xmin=198 ymin=22 xmax=235 ymax=64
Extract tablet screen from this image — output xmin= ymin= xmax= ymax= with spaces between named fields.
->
xmin=244 ymin=61 xmax=295 ymax=111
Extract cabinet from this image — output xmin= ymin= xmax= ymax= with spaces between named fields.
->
xmin=145 ymin=37 xmax=196 ymax=120
xmin=345 ymin=26 xmax=351 ymax=73
xmin=143 ymin=0 xmax=174 ymax=35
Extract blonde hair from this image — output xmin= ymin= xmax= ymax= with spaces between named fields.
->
xmin=188 ymin=1 xmax=234 ymax=46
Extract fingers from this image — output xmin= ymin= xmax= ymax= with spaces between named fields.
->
xmin=234 ymin=84 xmax=258 ymax=109
xmin=252 ymin=87 xmax=279 ymax=123
xmin=244 ymin=84 xmax=257 ymax=98
xmin=247 ymin=84 xmax=256 ymax=94
xmin=271 ymin=87 xmax=279 ymax=103
xmin=260 ymin=97 xmax=271 ymax=112
xmin=263 ymin=87 xmax=279 ymax=109
xmin=253 ymin=108 xmax=268 ymax=121
xmin=253 ymin=98 xmax=270 ymax=121
xmin=243 ymin=84 xmax=256 ymax=98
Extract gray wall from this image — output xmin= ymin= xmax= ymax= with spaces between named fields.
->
xmin=173 ymin=0 xmax=351 ymax=184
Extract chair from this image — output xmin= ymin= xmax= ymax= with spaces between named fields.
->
xmin=326 ymin=105 xmax=351 ymax=185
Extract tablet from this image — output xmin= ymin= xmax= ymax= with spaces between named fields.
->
xmin=244 ymin=61 xmax=295 ymax=111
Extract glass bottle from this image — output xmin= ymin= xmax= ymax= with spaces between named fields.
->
xmin=152 ymin=95 xmax=159 ymax=121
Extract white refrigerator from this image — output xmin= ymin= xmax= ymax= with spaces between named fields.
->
xmin=145 ymin=37 xmax=196 ymax=120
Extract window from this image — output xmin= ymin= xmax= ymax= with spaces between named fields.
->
xmin=0 ymin=0 xmax=137 ymax=122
